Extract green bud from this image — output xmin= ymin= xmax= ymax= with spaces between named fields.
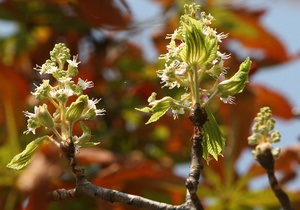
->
xmin=270 ymin=130 xmax=281 ymax=143
xmin=148 ymin=92 xmax=157 ymax=103
xmin=272 ymin=147 xmax=281 ymax=159
xmin=82 ymin=108 xmax=96 ymax=120
xmin=37 ymin=104 xmax=54 ymax=129
xmin=50 ymin=43 xmax=70 ymax=64
xmin=217 ymin=57 xmax=251 ymax=96
xmin=67 ymin=65 xmax=78 ymax=77
xmin=66 ymin=95 xmax=88 ymax=122
xmin=33 ymin=79 xmax=52 ymax=100
xmin=255 ymin=142 xmax=272 ymax=155
xmin=247 ymin=133 xmax=261 ymax=146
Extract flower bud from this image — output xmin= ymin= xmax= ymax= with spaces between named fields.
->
xmin=67 ymin=65 xmax=78 ymax=77
xmin=217 ymin=57 xmax=251 ymax=96
xmin=270 ymin=130 xmax=281 ymax=143
xmin=66 ymin=95 xmax=88 ymax=122
xmin=37 ymin=104 xmax=54 ymax=129
xmin=255 ymin=142 xmax=272 ymax=155
xmin=272 ymin=147 xmax=281 ymax=159
xmin=247 ymin=133 xmax=261 ymax=146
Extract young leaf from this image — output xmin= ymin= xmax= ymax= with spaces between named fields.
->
xmin=136 ymin=96 xmax=174 ymax=124
xmin=202 ymin=109 xmax=225 ymax=162
xmin=6 ymin=135 xmax=50 ymax=170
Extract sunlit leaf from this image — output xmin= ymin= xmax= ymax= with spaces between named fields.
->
xmin=202 ymin=109 xmax=225 ymax=162
xmin=136 ymin=95 xmax=174 ymax=124
xmin=6 ymin=135 xmax=49 ymax=170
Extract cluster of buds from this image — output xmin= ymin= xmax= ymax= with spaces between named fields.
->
xmin=248 ymin=107 xmax=281 ymax=159
xmin=26 ymin=44 xmax=105 ymax=148
xmin=138 ymin=3 xmax=251 ymax=123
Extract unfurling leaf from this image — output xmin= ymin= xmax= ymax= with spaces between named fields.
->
xmin=6 ymin=135 xmax=50 ymax=170
xmin=218 ymin=57 xmax=251 ymax=97
xmin=202 ymin=109 xmax=225 ymax=162
xmin=136 ymin=94 xmax=174 ymax=124
xmin=74 ymin=122 xmax=100 ymax=147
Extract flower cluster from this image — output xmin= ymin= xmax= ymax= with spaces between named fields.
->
xmin=136 ymin=3 xmax=252 ymax=162
xmin=248 ymin=107 xmax=281 ymax=159
xmin=7 ymin=43 xmax=105 ymax=170
xmin=138 ymin=3 xmax=251 ymax=122
xmin=25 ymin=43 xmax=105 ymax=145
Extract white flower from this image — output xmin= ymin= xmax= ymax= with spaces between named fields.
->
xmin=31 ymin=80 xmax=51 ymax=99
xmin=220 ymin=95 xmax=235 ymax=104
xmin=175 ymin=62 xmax=188 ymax=76
xmin=23 ymin=106 xmax=38 ymax=119
xmin=34 ymin=64 xmax=58 ymax=75
xmin=88 ymin=98 xmax=105 ymax=116
xmin=217 ymin=51 xmax=231 ymax=60
xmin=67 ymin=55 xmax=81 ymax=68
xmin=58 ymin=76 xmax=72 ymax=84
xmin=172 ymin=107 xmax=185 ymax=119
xmin=23 ymin=106 xmax=40 ymax=134
xmin=78 ymin=78 xmax=94 ymax=90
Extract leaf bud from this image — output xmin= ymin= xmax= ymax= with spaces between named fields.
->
xmin=217 ymin=57 xmax=251 ymax=96
xmin=66 ymin=95 xmax=88 ymax=122
xmin=37 ymin=104 xmax=54 ymax=129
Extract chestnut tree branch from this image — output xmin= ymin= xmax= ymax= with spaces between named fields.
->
xmin=185 ymin=103 xmax=207 ymax=210
xmin=256 ymin=149 xmax=293 ymax=210
xmin=47 ymin=136 xmax=204 ymax=209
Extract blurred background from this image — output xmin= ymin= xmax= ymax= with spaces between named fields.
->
xmin=0 ymin=0 xmax=300 ymax=209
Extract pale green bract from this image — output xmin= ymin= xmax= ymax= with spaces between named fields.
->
xmin=6 ymin=136 xmax=49 ymax=170
xmin=136 ymin=95 xmax=175 ymax=125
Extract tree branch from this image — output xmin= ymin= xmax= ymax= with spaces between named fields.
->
xmin=256 ymin=148 xmax=293 ymax=210
xmin=47 ymin=137 xmax=202 ymax=209
xmin=186 ymin=103 xmax=207 ymax=210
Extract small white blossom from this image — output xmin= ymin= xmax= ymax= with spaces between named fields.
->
xmin=67 ymin=55 xmax=81 ymax=68
xmin=175 ymin=62 xmax=188 ymax=76
xmin=172 ymin=108 xmax=185 ymax=119
xmin=78 ymin=78 xmax=94 ymax=90
xmin=50 ymin=87 xmax=74 ymax=98
xmin=217 ymin=51 xmax=231 ymax=60
xmin=220 ymin=95 xmax=235 ymax=104
xmin=88 ymin=98 xmax=106 ymax=116
xmin=58 ymin=76 xmax=72 ymax=84
xmin=23 ymin=106 xmax=40 ymax=134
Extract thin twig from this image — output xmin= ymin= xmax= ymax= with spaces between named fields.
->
xmin=256 ymin=149 xmax=293 ymax=210
xmin=186 ymin=103 xmax=207 ymax=210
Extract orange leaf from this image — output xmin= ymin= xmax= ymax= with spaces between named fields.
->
xmin=250 ymin=84 xmax=293 ymax=120
xmin=210 ymin=7 xmax=289 ymax=65
xmin=77 ymin=0 xmax=132 ymax=29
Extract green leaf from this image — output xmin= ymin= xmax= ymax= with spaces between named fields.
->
xmin=202 ymin=109 xmax=225 ymax=162
xmin=6 ymin=135 xmax=50 ymax=170
xmin=217 ymin=57 xmax=252 ymax=97
xmin=136 ymin=96 xmax=174 ymax=124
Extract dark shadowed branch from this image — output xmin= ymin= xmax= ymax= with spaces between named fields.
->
xmin=186 ymin=103 xmax=207 ymax=210
xmin=256 ymin=148 xmax=293 ymax=210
